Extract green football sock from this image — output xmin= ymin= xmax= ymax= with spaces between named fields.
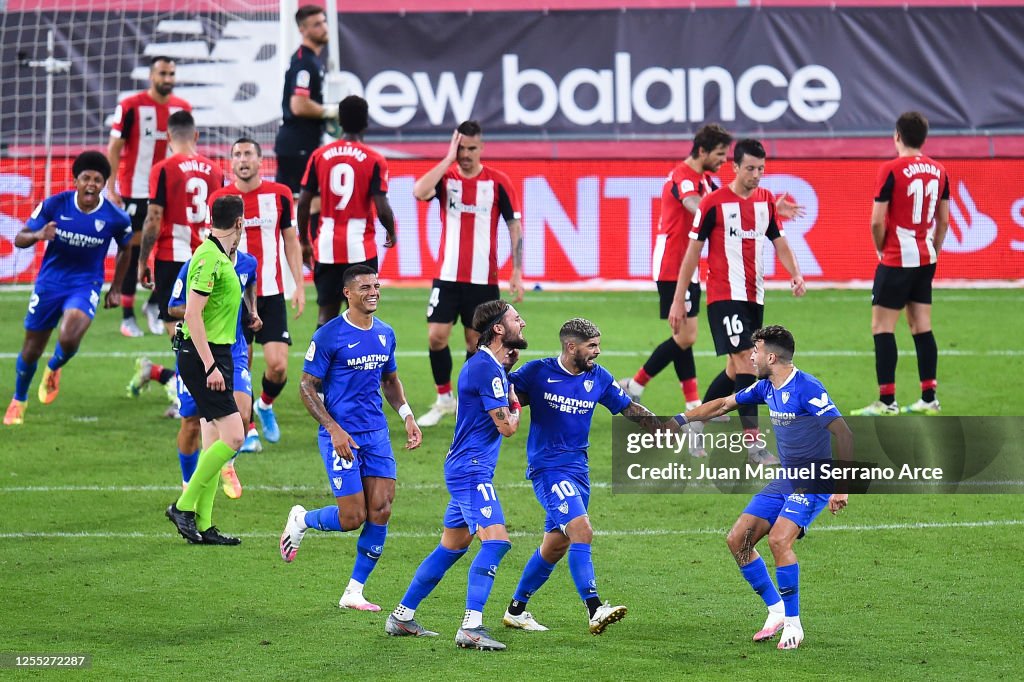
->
xmin=194 ymin=471 xmax=220 ymax=532
xmin=176 ymin=440 xmax=236 ymax=522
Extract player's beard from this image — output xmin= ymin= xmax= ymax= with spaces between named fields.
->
xmin=502 ymin=331 xmax=528 ymax=351
xmin=571 ymin=351 xmax=594 ymax=373
xmin=154 ymin=82 xmax=174 ymax=97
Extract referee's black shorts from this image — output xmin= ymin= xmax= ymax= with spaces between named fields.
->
xmin=177 ymin=339 xmax=237 ymax=420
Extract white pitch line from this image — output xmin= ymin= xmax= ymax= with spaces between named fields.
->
xmin=1 ymin=348 xmax=1021 ymax=361
xmin=1 ymin=519 xmax=1021 ymax=541
xmin=3 ymin=480 xmax=1023 ymax=494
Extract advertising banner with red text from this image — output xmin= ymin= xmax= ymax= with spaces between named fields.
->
xmin=3 ymin=158 xmax=1023 ymax=286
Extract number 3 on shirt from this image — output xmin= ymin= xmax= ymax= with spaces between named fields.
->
xmin=185 ymin=177 xmax=208 ymax=224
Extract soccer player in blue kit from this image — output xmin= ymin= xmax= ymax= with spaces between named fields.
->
xmin=501 ymin=318 xmax=664 ymax=636
xmin=5 ymin=151 xmax=132 ymax=425
xmin=279 ymin=264 xmax=422 ymax=611
xmin=672 ymin=325 xmax=853 ymax=650
xmin=497 ymin=315 xmax=663 ymax=634
xmin=385 ymin=299 xmax=527 ymax=651
xmin=166 ymin=251 xmax=261 ymax=499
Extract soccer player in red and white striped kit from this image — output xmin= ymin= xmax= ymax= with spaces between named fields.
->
xmin=107 ymin=56 xmax=190 ymax=338
xmin=413 ymin=121 xmax=524 ymax=427
xmin=669 ymin=138 xmax=805 ymax=464
xmin=210 ymin=138 xmax=306 ymax=449
xmin=297 ymin=95 xmax=396 ymax=331
xmin=852 ymin=111 xmax=949 ymax=416
xmin=618 ymin=124 xmax=732 ymax=413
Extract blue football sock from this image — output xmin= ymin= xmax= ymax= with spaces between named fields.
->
xmin=466 ymin=540 xmax=512 ymax=612
xmin=178 ymin=449 xmax=199 ymax=483
xmin=512 ymin=548 xmax=558 ymax=604
xmin=351 ymin=522 xmax=388 ymax=584
xmin=568 ymin=543 xmax=600 ymax=602
xmin=304 ymin=506 xmax=343 ymax=532
xmin=14 ymin=353 xmax=37 ymax=402
xmin=47 ymin=342 xmax=75 ymax=371
xmin=399 ymin=544 xmax=468 ymax=610
xmin=740 ymin=556 xmax=783 ymax=607
xmin=776 ymin=563 xmax=800 ymax=617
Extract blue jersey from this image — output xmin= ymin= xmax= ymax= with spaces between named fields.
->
xmin=27 ymin=191 xmax=132 ymax=289
xmin=511 ymin=357 xmax=631 ymax=477
xmin=735 ymin=369 xmax=842 ymax=467
xmin=302 ymin=311 xmax=398 ymax=435
xmin=444 ymin=348 xmax=510 ymax=480
xmin=168 ymin=251 xmax=257 ymax=355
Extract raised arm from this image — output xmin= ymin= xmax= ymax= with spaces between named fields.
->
xmin=413 ymin=130 xmax=459 ymax=201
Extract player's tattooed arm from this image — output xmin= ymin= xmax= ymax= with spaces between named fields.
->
xmin=299 ymin=372 xmax=334 ymax=430
xmin=489 ymin=404 xmax=520 ymax=437
xmin=507 ymin=218 xmax=524 ymax=302
xmin=622 ymin=401 xmax=662 ymax=433
xmin=300 ymin=371 xmax=358 ymax=459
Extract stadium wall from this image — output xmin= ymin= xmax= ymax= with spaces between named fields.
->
xmin=3 ymin=7 xmax=1024 ymax=149
xmin=3 ymin=157 xmax=1023 ymax=285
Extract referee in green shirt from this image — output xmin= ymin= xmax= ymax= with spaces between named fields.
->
xmin=166 ymin=195 xmax=246 ymax=545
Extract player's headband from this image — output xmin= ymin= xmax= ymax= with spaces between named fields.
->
xmin=484 ymin=304 xmax=510 ymax=333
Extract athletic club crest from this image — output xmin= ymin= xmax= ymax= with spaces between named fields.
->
xmin=378 ymin=334 xmax=386 ymax=346
xmin=583 ymin=379 xmax=594 ymax=392
xmin=480 ymin=506 xmax=492 ymax=519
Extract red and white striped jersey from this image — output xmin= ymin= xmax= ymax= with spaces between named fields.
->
xmin=149 ymin=153 xmax=224 ymax=262
xmin=691 ymin=186 xmax=783 ymax=306
xmin=109 ymin=92 xmax=191 ymax=199
xmin=874 ymin=154 xmax=950 ymax=268
xmin=652 ymin=161 xmax=715 ymax=282
xmin=433 ymin=165 xmax=520 ymax=285
xmin=209 ymin=181 xmax=294 ymax=296
xmin=301 ymin=139 xmax=389 ymax=265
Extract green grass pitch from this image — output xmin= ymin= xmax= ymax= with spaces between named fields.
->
xmin=0 ymin=286 xmax=1021 ymax=679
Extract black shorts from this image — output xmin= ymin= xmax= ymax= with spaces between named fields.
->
xmin=707 ymin=300 xmax=764 ymax=356
xmin=254 ymin=293 xmax=292 ymax=345
xmin=426 ymin=280 xmax=501 ymax=327
xmin=657 ymin=280 xmax=702 ymax=319
xmin=123 ymin=197 xmax=148 ymax=232
xmin=313 ymin=258 xmax=379 ymax=308
xmin=154 ymin=259 xmax=186 ymax=322
xmin=177 ymin=340 xmax=237 ymax=420
xmin=275 ymin=154 xmax=311 ymax=195
xmin=872 ymin=263 xmax=936 ymax=309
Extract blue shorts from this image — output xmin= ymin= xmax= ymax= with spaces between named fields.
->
xmin=24 ymin=283 xmax=101 ymax=331
xmin=319 ymin=427 xmax=395 ymax=498
xmin=443 ymin=474 xmax=506 ymax=532
xmin=743 ymin=490 xmax=830 ymax=536
xmin=177 ymin=352 xmax=251 ymax=419
xmin=531 ymin=469 xmax=590 ymax=534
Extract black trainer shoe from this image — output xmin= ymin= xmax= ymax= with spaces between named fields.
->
xmin=199 ymin=526 xmax=242 ymax=545
xmin=166 ymin=503 xmax=202 ymax=543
